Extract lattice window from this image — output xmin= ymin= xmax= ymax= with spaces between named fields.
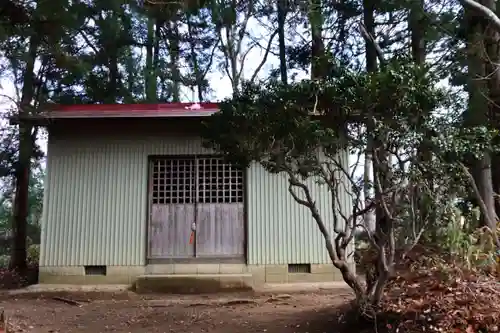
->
xmin=151 ymin=158 xmax=195 ymax=204
xmin=197 ymin=157 xmax=243 ymax=204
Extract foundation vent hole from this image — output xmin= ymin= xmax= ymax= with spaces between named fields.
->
xmin=85 ymin=265 xmax=107 ymax=276
xmin=288 ymin=264 xmax=311 ymax=273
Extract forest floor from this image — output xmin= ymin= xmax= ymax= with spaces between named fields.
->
xmin=2 ymin=245 xmax=500 ymax=332
xmin=0 ymin=289 xmax=355 ymax=333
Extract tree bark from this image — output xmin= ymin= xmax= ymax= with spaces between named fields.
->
xmin=167 ymin=20 xmax=181 ymax=102
xmin=309 ymin=0 xmax=325 ymax=79
xmin=410 ymin=0 xmax=425 ymax=64
xmin=11 ymin=33 xmax=39 ymax=272
xmin=187 ymin=17 xmax=204 ymax=101
xmin=464 ymin=0 xmax=497 ymax=229
xmin=410 ymin=0 xmax=432 ymax=233
xmin=483 ymin=0 xmax=500 ymax=228
xmin=462 ymin=0 xmax=500 ymax=220
xmin=487 ymin=4 xmax=500 ymax=218
xmin=277 ymin=0 xmax=288 ymax=84
xmin=362 ymin=0 xmax=377 ymax=234
xmin=145 ymin=16 xmax=156 ymax=102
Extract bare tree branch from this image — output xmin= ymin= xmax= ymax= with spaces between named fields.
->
xmin=462 ymin=0 xmax=500 ymax=33
xmin=250 ymin=29 xmax=279 ymax=83
xmin=358 ymin=22 xmax=385 ymax=64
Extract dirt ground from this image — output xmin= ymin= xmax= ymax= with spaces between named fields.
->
xmin=0 ymin=289 xmax=354 ymax=333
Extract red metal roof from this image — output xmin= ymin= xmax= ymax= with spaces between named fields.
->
xmin=44 ymin=102 xmax=219 ymax=119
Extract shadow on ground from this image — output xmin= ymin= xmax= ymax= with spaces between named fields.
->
xmin=0 ymin=289 xmax=397 ymax=333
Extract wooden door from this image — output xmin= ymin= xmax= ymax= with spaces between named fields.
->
xmin=195 ymin=157 xmax=245 ymax=258
xmin=148 ymin=156 xmax=245 ymax=260
xmin=148 ymin=157 xmax=196 ymax=259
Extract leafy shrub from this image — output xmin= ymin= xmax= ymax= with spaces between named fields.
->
xmin=433 ymin=206 xmax=500 ymax=273
xmin=27 ymin=244 xmax=39 ymax=265
xmin=0 ymin=245 xmax=40 ymax=289
xmin=0 ymin=245 xmax=39 ymax=268
xmin=0 ymin=255 xmax=9 ymax=268
xmin=437 ymin=206 xmax=475 ymax=260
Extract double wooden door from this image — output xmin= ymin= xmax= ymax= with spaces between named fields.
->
xmin=147 ymin=156 xmax=244 ymax=259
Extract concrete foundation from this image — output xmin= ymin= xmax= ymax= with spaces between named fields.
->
xmin=135 ymin=274 xmax=254 ymax=293
xmin=39 ymin=264 xmax=348 ymax=292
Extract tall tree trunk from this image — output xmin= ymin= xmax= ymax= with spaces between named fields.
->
xmin=187 ymin=17 xmax=205 ymax=101
xmin=410 ymin=0 xmax=431 ymax=233
xmin=362 ymin=0 xmax=377 ymax=234
xmin=106 ymin=13 xmax=119 ymax=104
xmin=489 ymin=5 xmax=500 ymax=218
xmin=145 ymin=16 xmax=156 ymax=102
xmin=362 ymin=0 xmax=394 ymax=304
xmin=308 ymin=0 xmax=325 ymax=79
xmin=153 ymin=19 xmax=161 ymax=97
xmin=492 ymin=154 xmax=500 ymax=217
xmin=124 ymin=46 xmax=135 ymax=103
xmin=483 ymin=0 xmax=500 ymax=228
xmin=363 ymin=0 xmax=377 ymax=72
xmin=167 ymin=21 xmax=181 ymax=102
xmin=107 ymin=49 xmax=119 ymax=103
xmin=227 ymin=31 xmax=239 ymax=93
xmin=465 ymin=0 xmax=497 ymax=229
xmin=11 ymin=33 xmax=39 ymax=272
xmin=277 ymin=0 xmax=288 ymax=84
xmin=410 ymin=1 xmax=425 ymax=64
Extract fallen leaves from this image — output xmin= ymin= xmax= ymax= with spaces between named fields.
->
xmin=377 ymin=248 xmax=500 ymax=333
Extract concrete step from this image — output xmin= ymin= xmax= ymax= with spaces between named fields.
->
xmin=135 ymin=273 xmax=254 ymax=294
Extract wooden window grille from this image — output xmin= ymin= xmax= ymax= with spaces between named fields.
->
xmin=151 ymin=158 xmax=195 ymax=204
xmin=197 ymin=157 xmax=243 ymax=204
xmin=151 ymin=157 xmax=243 ymax=204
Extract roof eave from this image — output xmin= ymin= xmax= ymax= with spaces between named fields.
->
xmin=8 ymin=110 xmax=219 ymax=126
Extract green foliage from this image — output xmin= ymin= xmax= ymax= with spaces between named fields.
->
xmin=27 ymin=244 xmax=39 ymax=265
xmin=204 ymin=60 xmax=448 ymax=174
xmin=432 ymin=206 xmax=500 ymax=273
xmin=204 ymin=58 xmax=500 ymax=305
xmin=0 ymin=256 xmax=9 ymax=269
xmin=0 ymin=245 xmax=39 ymax=268
xmin=204 ymin=59 xmax=498 ymax=210
xmin=0 ymin=163 xmax=43 ymax=257
xmin=436 ymin=206 xmax=477 ymax=258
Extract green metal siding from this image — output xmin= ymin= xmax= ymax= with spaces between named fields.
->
xmin=41 ymin=132 xmax=353 ymax=267
xmin=40 ymin=135 xmax=211 ymax=266
xmin=246 ymin=150 xmax=352 ymax=265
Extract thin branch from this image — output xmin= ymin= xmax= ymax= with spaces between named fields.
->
xmin=236 ymin=41 xmax=258 ymax=81
xmin=235 ymin=0 xmax=255 ymax=57
xmin=217 ymin=27 xmax=235 ymax=88
xmin=250 ymin=29 xmax=279 ymax=83
xmin=358 ymin=22 xmax=385 ymax=64
xmin=78 ymin=29 xmax=99 ymax=55
xmin=286 ymin=172 xmax=365 ymax=298
xmin=202 ymin=37 xmax=221 ymax=77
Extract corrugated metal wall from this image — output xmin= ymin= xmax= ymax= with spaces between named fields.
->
xmin=41 ymin=130 xmax=352 ymax=267
xmin=40 ymin=134 xmax=211 ymax=267
xmin=246 ymin=150 xmax=352 ymax=265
